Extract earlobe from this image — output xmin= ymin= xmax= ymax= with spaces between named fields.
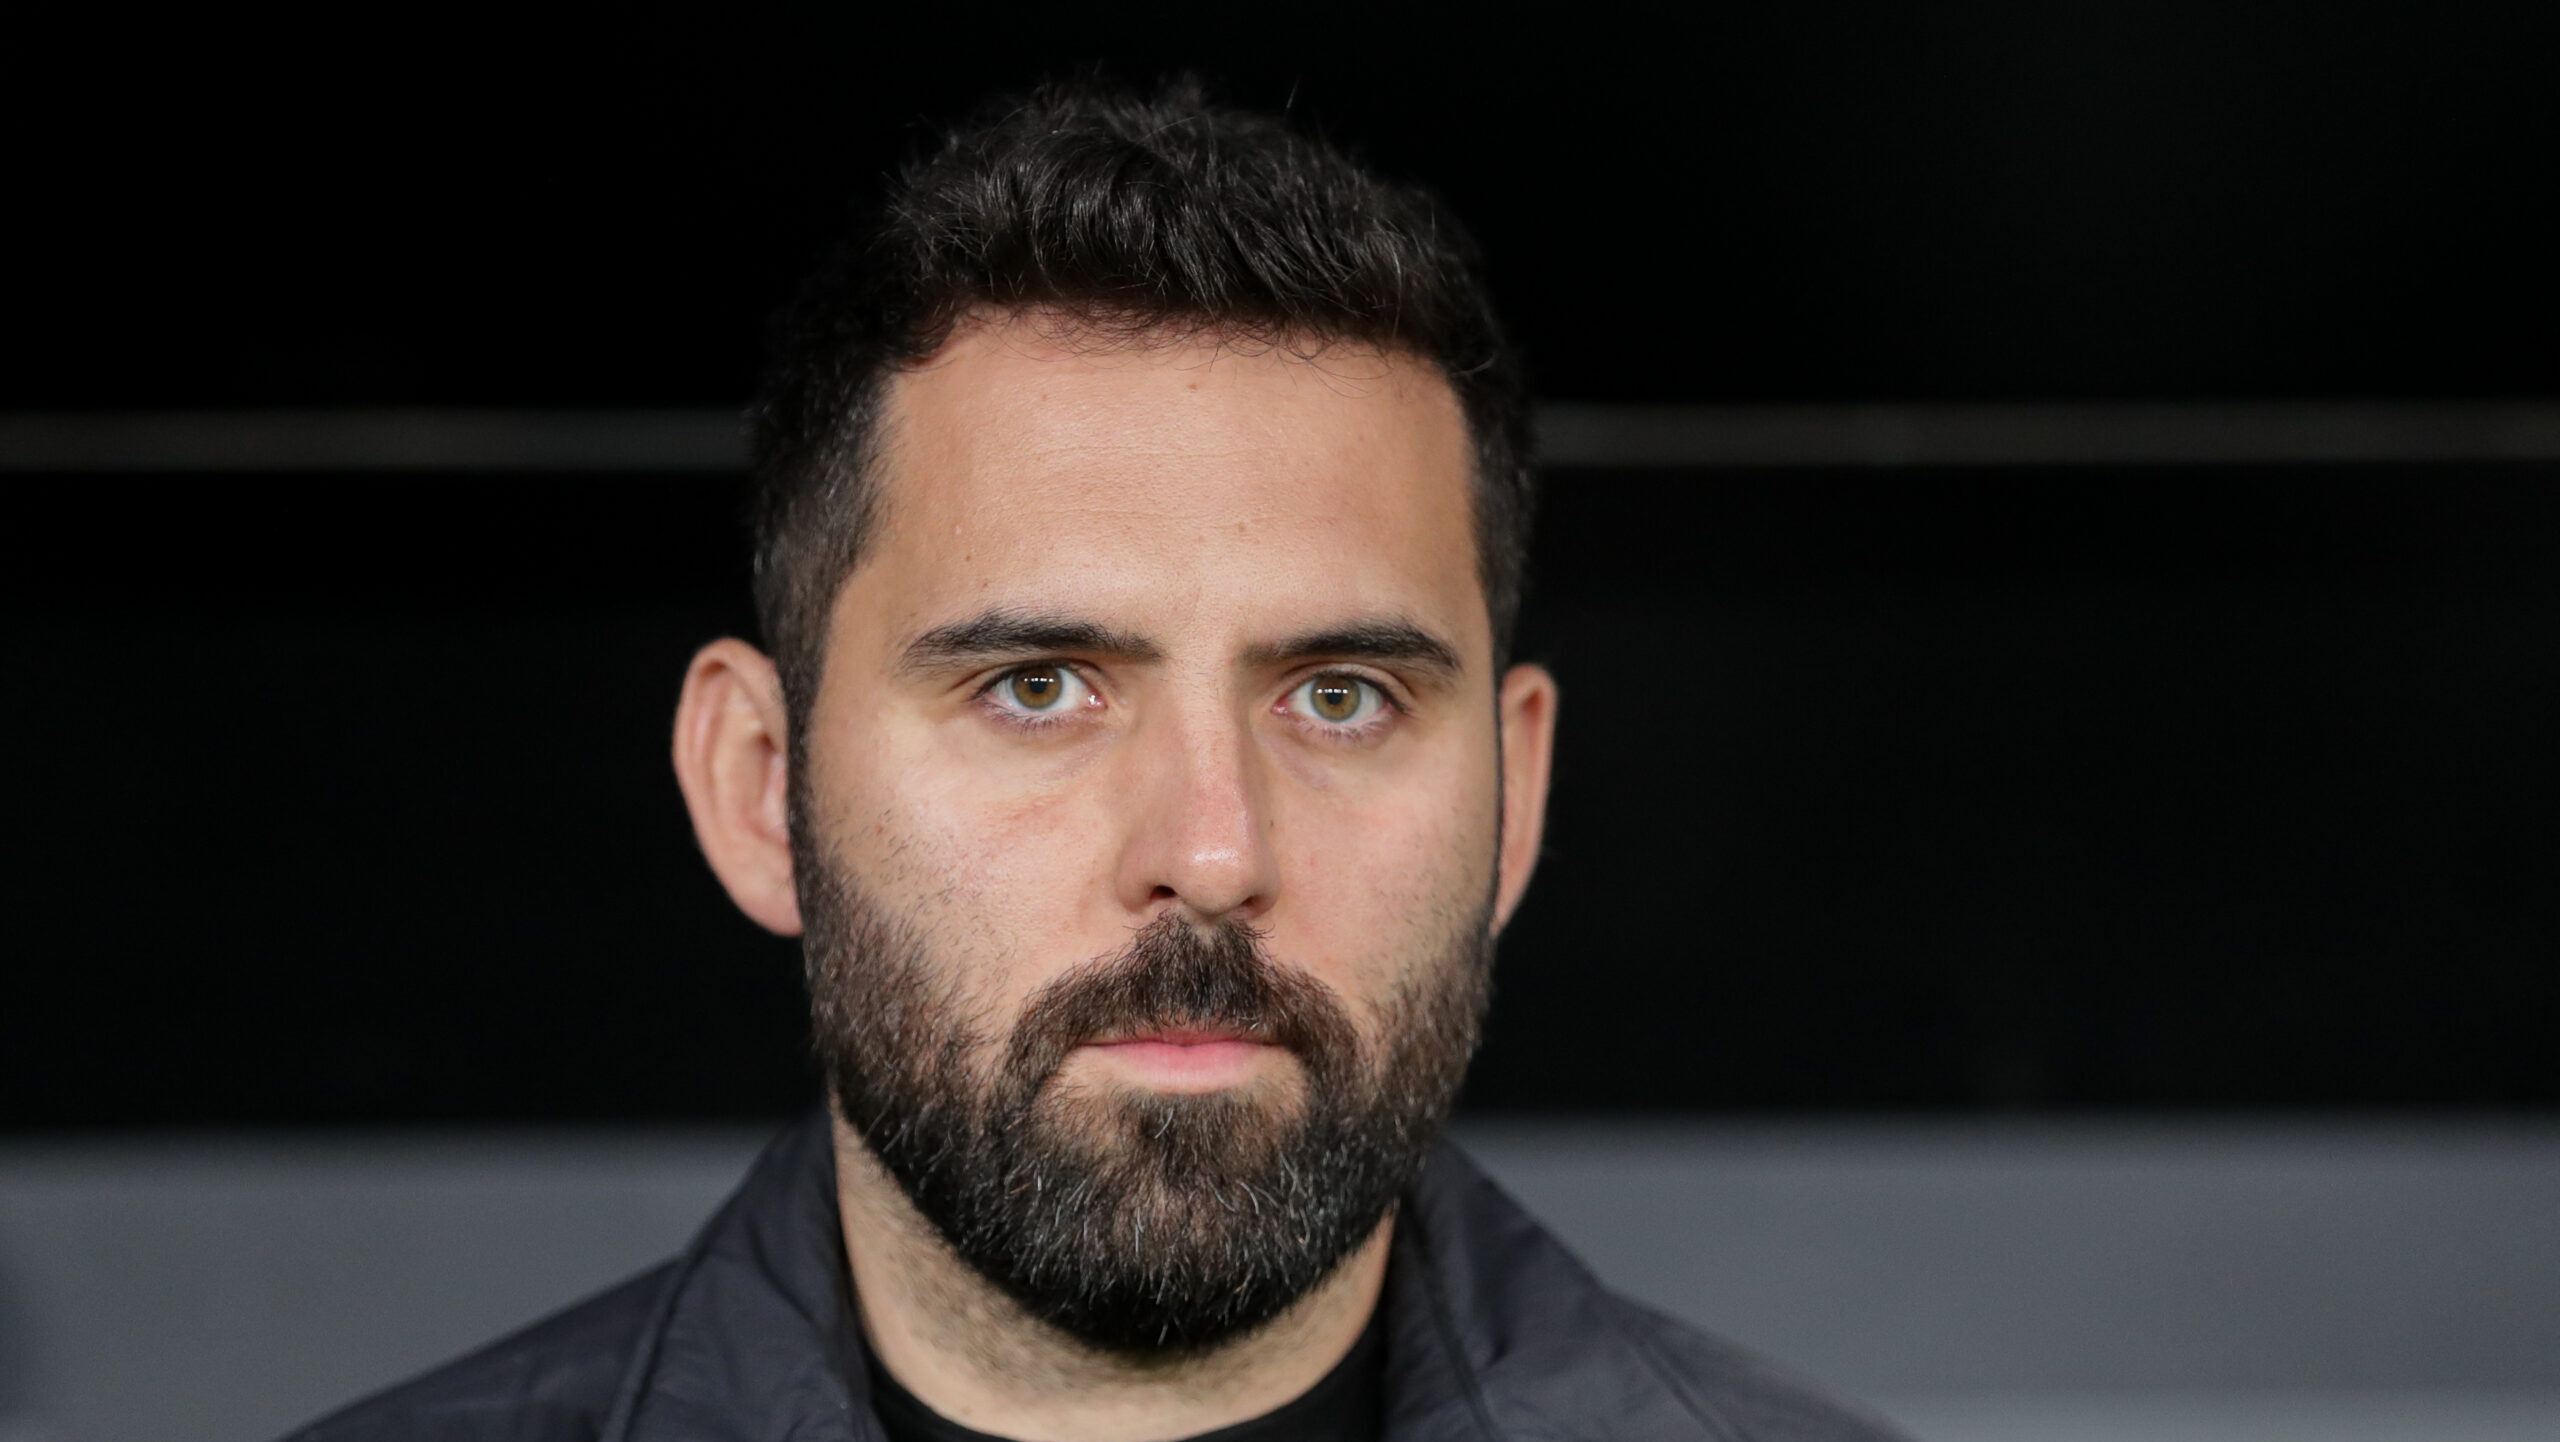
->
xmin=671 ymin=638 xmax=806 ymax=936
xmin=1492 ymin=663 xmax=1559 ymax=931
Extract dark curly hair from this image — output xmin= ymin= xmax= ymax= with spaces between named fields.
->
xmin=747 ymin=77 xmax=1532 ymax=724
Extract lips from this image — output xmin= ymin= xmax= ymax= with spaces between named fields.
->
xmin=1094 ymin=1026 xmax=1266 ymax=1047
xmin=1077 ymin=1026 xmax=1283 ymax=1091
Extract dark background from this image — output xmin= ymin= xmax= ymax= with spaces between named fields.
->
xmin=7 ymin=4 xmax=2557 ymax=1127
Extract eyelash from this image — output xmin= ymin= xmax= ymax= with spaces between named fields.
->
xmin=972 ymin=663 xmax=1407 ymax=741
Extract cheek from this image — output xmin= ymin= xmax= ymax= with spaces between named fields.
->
xmin=830 ymin=738 xmax=1118 ymax=1009
xmin=1273 ymin=754 xmax=1497 ymax=1009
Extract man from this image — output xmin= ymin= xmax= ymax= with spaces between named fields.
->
xmin=294 ymin=81 xmax=1906 ymax=1442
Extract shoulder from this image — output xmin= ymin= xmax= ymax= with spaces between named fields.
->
xmin=281 ymin=1263 xmax=675 ymax=1442
xmin=1404 ymin=1145 xmax=1912 ymax=1442
xmin=1593 ymin=1295 xmax=1916 ymax=1442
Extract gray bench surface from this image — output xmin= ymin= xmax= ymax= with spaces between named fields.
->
xmin=2 ymin=1119 xmax=2555 ymax=1441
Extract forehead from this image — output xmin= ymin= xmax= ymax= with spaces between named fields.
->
xmin=856 ymin=320 xmax=1484 ymax=655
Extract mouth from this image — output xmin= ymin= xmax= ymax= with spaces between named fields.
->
xmin=1075 ymin=1026 xmax=1285 ymax=1091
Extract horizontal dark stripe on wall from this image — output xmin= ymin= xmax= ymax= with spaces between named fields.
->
xmin=8 ymin=402 xmax=2560 ymax=472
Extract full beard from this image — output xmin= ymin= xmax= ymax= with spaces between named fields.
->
xmin=800 ymin=853 xmax=1491 ymax=1354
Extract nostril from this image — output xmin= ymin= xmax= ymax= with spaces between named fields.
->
xmin=1149 ymin=885 xmax=1179 ymax=902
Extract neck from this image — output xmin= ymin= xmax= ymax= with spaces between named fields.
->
xmin=829 ymin=1115 xmax=1391 ymax=1442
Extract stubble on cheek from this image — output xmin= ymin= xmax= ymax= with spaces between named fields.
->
xmin=1284 ymin=784 xmax=1496 ymax=1036
xmin=836 ymin=774 xmax=1063 ymax=1010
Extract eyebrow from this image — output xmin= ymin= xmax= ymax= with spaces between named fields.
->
xmin=897 ymin=609 xmax=1166 ymax=673
xmin=895 ymin=608 xmax=1465 ymax=682
xmin=1244 ymin=619 xmax=1465 ymax=680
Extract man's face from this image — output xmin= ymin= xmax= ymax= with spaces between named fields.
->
xmin=791 ymin=319 xmax=1522 ymax=1348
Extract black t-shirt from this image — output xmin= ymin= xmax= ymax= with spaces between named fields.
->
xmin=865 ymin=1307 xmax=1387 ymax=1442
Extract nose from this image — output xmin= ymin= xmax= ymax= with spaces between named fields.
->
xmin=1111 ymin=700 xmax=1280 ymax=925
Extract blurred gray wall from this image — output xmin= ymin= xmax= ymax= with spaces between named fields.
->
xmin=2 ymin=1121 xmax=2556 ymax=1442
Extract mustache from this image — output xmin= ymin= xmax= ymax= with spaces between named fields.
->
xmin=997 ymin=914 xmax=1361 ymax=1105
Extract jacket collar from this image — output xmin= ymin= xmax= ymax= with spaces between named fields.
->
xmin=600 ymin=1112 xmax=1715 ymax=1442
xmin=603 ymin=1114 xmax=873 ymax=1441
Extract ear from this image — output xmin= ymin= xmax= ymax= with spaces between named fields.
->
xmin=672 ymin=638 xmax=803 ymax=935
xmin=1491 ymin=662 xmax=1559 ymax=931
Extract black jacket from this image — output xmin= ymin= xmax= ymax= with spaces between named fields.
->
xmin=290 ymin=1114 xmax=1909 ymax=1441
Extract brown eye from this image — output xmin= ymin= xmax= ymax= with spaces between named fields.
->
xmin=1298 ymin=674 xmax=1377 ymax=725
xmin=1007 ymin=666 xmax=1068 ymax=711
